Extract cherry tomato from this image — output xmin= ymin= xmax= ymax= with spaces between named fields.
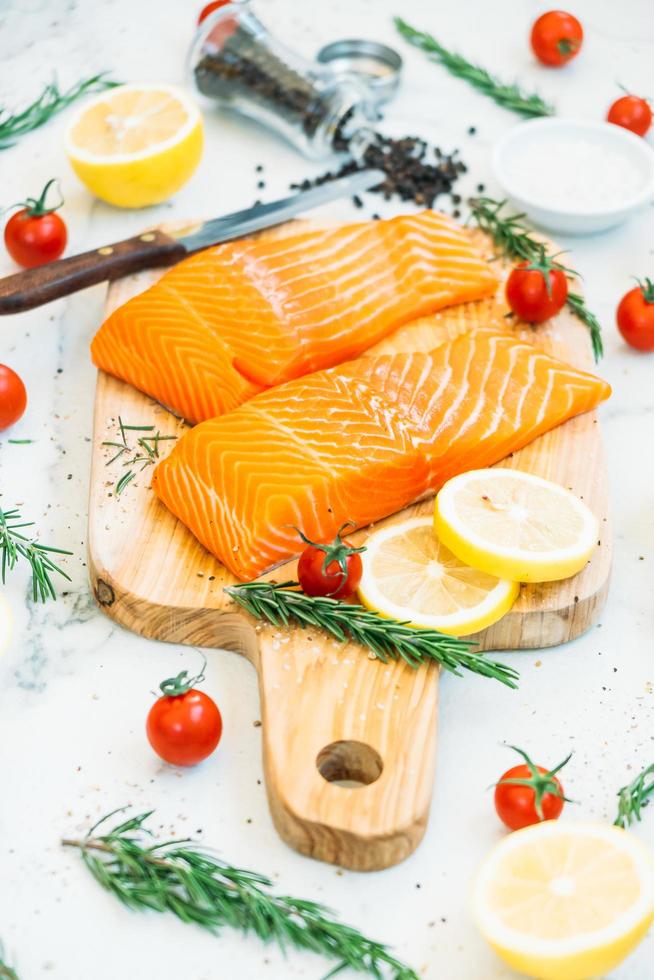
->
xmin=505 ymin=251 xmax=569 ymax=323
xmin=0 ymin=364 xmax=27 ymax=431
xmin=4 ymin=179 xmax=67 ymax=269
xmin=530 ymin=10 xmax=583 ymax=67
xmin=616 ymin=279 xmax=654 ymax=351
xmin=494 ymin=746 xmax=572 ymax=831
xmin=607 ymin=94 xmax=652 ymax=138
xmin=296 ymin=523 xmax=365 ymax=599
xmin=197 ymin=0 xmax=230 ymax=24
xmin=146 ymin=659 xmax=222 ymax=767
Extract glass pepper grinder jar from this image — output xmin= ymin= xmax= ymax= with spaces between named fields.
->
xmin=188 ymin=0 xmax=378 ymax=158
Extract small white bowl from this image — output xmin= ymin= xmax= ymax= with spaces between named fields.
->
xmin=492 ymin=117 xmax=654 ymax=235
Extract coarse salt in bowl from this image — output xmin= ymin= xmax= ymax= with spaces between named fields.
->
xmin=492 ymin=117 xmax=654 ymax=235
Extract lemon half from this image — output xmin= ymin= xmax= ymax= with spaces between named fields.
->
xmin=435 ymin=468 xmax=599 ymax=584
xmin=357 ymin=516 xmax=518 ymax=636
xmin=66 ymin=83 xmax=204 ymax=207
xmin=473 ymin=820 xmax=654 ymax=980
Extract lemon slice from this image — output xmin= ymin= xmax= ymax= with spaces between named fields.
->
xmin=357 ymin=516 xmax=518 ymax=636
xmin=473 ymin=821 xmax=654 ymax=980
xmin=0 ymin=594 xmax=12 ymax=655
xmin=434 ymin=469 xmax=599 ymax=584
xmin=66 ymin=84 xmax=204 ymax=207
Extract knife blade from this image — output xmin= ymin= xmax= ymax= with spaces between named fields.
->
xmin=176 ymin=168 xmax=385 ymax=251
xmin=0 ymin=168 xmax=385 ymax=315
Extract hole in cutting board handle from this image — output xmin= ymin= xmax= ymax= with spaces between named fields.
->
xmin=316 ymin=740 xmax=383 ymax=789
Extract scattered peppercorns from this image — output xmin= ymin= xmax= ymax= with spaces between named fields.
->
xmin=291 ymin=131 xmax=467 ymax=210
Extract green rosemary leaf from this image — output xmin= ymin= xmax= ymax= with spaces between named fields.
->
xmin=395 ymin=18 xmax=554 ymax=119
xmin=137 ymin=438 xmax=157 ymax=461
xmin=0 ymin=507 xmax=71 ymax=602
xmin=468 ymin=197 xmax=603 ymax=360
xmin=7 ymin=439 xmax=33 ymax=444
xmin=63 ymin=809 xmax=418 ymax=979
xmin=614 ymin=763 xmax=654 ymax=828
xmin=115 ymin=470 xmax=135 ymax=495
xmin=104 ymin=445 xmax=129 ymax=466
xmin=0 ymin=943 xmax=19 ymax=980
xmin=225 ymin=581 xmax=519 ymax=688
xmin=0 ymin=73 xmax=119 ymax=149
xmin=566 ymin=291 xmax=604 ymax=361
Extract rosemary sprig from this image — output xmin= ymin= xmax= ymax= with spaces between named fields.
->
xmin=0 ymin=943 xmax=19 ymax=980
xmin=614 ymin=763 xmax=654 ymax=829
xmin=0 ymin=507 xmax=72 ymax=602
xmin=0 ymin=74 xmax=119 ymax=149
xmin=103 ymin=416 xmax=177 ymax=495
xmin=566 ymin=292 xmax=604 ymax=362
xmin=63 ymin=809 xmax=418 ymax=980
xmin=395 ymin=18 xmax=554 ymax=119
xmin=225 ymin=581 xmax=519 ymax=688
xmin=468 ymin=197 xmax=604 ymax=360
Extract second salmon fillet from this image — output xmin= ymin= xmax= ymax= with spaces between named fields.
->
xmin=91 ymin=211 xmax=497 ymax=423
xmin=152 ymin=329 xmax=611 ymax=581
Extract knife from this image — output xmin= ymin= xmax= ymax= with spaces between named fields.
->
xmin=0 ymin=168 xmax=385 ymax=315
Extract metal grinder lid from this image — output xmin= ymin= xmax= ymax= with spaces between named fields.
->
xmin=316 ymin=39 xmax=402 ymax=105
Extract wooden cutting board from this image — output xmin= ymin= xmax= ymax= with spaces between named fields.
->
xmin=88 ymin=225 xmax=611 ymax=872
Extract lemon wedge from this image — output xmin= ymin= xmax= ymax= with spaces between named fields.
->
xmin=65 ymin=84 xmax=204 ymax=207
xmin=0 ymin=594 xmax=12 ymax=655
xmin=434 ymin=469 xmax=599 ymax=583
xmin=473 ymin=820 xmax=654 ymax=980
xmin=357 ymin=516 xmax=518 ymax=636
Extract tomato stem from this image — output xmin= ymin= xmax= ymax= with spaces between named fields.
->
xmin=522 ymin=247 xmax=576 ymax=300
xmin=556 ymin=37 xmax=580 ymax=56
xmin=158 ymin=653 xmax=207 ymax=697
xmin=8 ymin=178 xmax=64 ymax=217
xmin=292 ymin=522 xmax=366 ymax=592
xmin=637 ymin=277 xmax=654 ymax=304
xmin=616 ymin=83 xmax=652 ymax=103
xmin=496 ymin=745 xmax=574 ymax=821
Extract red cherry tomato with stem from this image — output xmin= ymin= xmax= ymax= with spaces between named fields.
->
xmin=296 ymin=522 xmax=365 ymax=599
xmin=607 ymin=94 xmax=652 ymax=138
xmin=494 ymin=745 xmax=573 ymax=831
xmin=197 ymin=0 xmax=230 ymax=24
xmin=146 ymin=656 xmax=223 ymax=766
xmin=4 ymin=179 xmax=67 ymax=269
xmin=530 ymin=10 xmax=583 ymax=67
xmin=505 ymin=250 xmax=571 ymax=324
xmin=616 ymin=278 xmax=654 ymax=352
xmin=0 ymin=364 xmax=27 ymax=431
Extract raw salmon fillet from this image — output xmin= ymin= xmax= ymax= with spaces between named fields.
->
xmin=91 ymin=211 xmax=497 ymax=423
xmin=152 ymin=330 xmax=611 ymax=581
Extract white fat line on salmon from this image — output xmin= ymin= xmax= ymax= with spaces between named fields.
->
xmin=450 ymin=333 xmax=505 ymax=441
xmin=478 ymin=343 xmax=522 ymax=441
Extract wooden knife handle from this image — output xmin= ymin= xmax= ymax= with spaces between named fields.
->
xmin=0 ymin=230 xmax=187 ymax=315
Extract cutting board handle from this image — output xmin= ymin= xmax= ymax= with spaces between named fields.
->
xmin=255 ymin=629 xmax=439 ymax=871
xmin=0 ymin=230 xmax=186 ymax=315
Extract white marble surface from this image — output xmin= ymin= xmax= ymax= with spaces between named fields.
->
xmin=0 ymin=0 xmax=653 ymax=977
